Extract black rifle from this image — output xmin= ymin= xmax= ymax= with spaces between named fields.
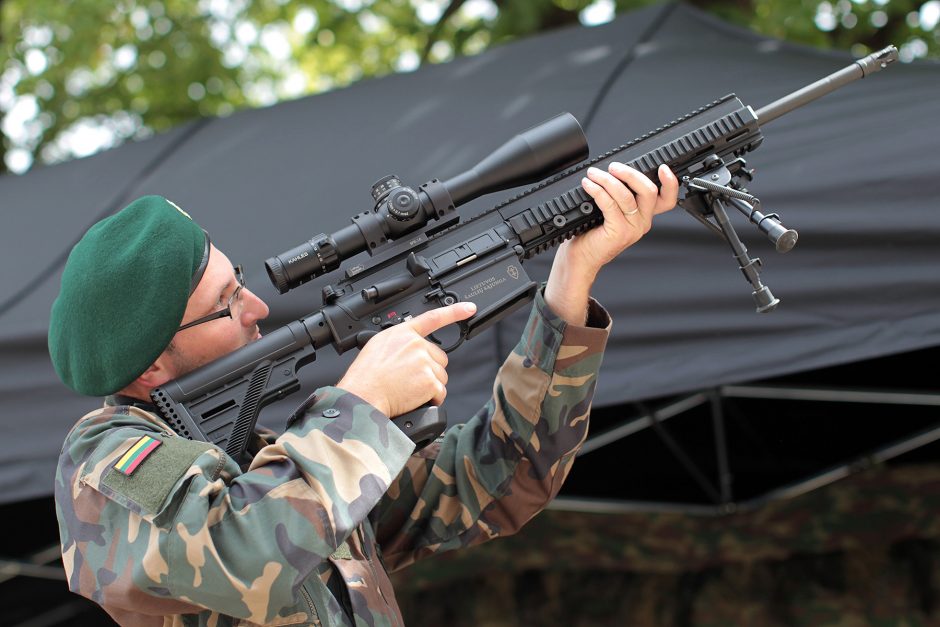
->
xmin=152 ymin=47 xmax=898 ymax=460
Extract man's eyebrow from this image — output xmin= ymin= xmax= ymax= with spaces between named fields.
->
xmin=219 ymin=276 xmax=237 ymax=300
xmin=204 ymin=277 xmax=235 ymax=315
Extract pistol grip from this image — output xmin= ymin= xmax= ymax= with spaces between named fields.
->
xmin=392 ymin=405 xmax=447 ymax=450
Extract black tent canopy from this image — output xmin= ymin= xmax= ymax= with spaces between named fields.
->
xmin=2 ymin=2 xmax=939 ymax=509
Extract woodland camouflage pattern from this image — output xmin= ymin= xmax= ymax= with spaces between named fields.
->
xmin=391 ymin=462 xmax=940 ymax=626
xmin=54 ymin=292 xmax=611 ymax=626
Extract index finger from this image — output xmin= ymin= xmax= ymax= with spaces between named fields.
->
xmin=405 ymin=301 xmax=477 ymax=337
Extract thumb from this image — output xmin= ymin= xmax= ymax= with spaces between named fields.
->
xmin=406 ymin=301 xmax=477 ymax=337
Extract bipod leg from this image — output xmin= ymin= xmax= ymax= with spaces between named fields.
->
xmin=710 ymin=198 xmax=780 ymax=313
xmin=726 ymin=198 xmax=799 ymax=253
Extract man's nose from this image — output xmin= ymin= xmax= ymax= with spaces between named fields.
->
xmin=239 ymin=288 xmax=270 ymax=325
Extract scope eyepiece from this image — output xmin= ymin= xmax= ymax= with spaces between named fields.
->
xmin=265 ymin=234 xmax=338 ymax=294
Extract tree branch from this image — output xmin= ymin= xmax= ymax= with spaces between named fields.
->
xmin=421 ymin=0 xmax=469 ymax=65
xmin=0 ymin=0 xmax=7 ymax=176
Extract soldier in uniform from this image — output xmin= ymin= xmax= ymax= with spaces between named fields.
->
xmin=50 ymin=163 xmax=678 ymax=625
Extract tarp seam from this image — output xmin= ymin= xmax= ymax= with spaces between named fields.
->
xmin=0 ymin=118 xmax=212 ymax=320
xmin=581 ymin=1 xmax=680 ymax=130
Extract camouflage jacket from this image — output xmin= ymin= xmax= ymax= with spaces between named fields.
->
xmin=55 ymin=291 xmax=610 ymax=626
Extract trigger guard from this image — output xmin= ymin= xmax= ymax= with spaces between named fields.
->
xmin=427 ymin=322 xmax=469 ymax=353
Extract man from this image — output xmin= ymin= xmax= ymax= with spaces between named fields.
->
xmin=51 ymin=163 xmax=678 ymax=625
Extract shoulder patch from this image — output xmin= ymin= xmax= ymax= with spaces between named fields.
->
xmin=113 ymin=435 xmax=161 ymax=476
xmin=102 ymin=435 xmax=214 ymax=515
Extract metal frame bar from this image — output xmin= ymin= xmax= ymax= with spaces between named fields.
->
xmin=742 ymin=420 xmax=940 ymax=510
xmin=546 ymin=495 xmax=720 ymax=516
xmin=641 ymin=401 xmax=723 ymax=504
xmin=0 ymin=544 xmax=64 ymax=583
xmin=553 ymin=384 xmax=940 ymax=516
xmin=578 ymin=393 xmax=707 ymax=456
xmin=0 ymin=560 xmax=65 ymax=581
xmin=710 ymin=390 xmax=733 ymax=504
xmin=10 ymin=600 xmax=90 ymax=626
xmin=552 ymin=419 xmax=940 ymax=517
xmin=720 ymin=385 xmax=940 ymax=406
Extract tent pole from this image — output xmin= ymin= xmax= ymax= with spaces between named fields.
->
xmin=740 ymin=420 xmax=940 ymax=511
xmin=720 ymin=385 xmax=940 ymax=406
xmin=578 ymin=393 xmax=707 ymax=456
xmin=0 ymin=544 xmax=63 ymax=584
xmin=9 ymin=600 xmax=91 ymax=626
xmin=552 ymin=421 xmax=940 ymax=517
xmin=580 ymin=385 xmax=939 ymax=460
xmin=547 ymin=495 xmax=721 ymax=516
xmin=709 ymin=389 xmax=733 ymax=504
xmin=641 ymin=401 xmax=723 ymax=504
xmin=0 ymin=559 xmax=65 ymax=581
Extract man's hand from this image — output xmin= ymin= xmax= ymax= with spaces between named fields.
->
xmin=544 ymin=163 xmax=679 ymax=324
xmin=336 ymin=301 xmax=477 ymax=417
xmin=574 ymin=163 xmax=679 ymax=271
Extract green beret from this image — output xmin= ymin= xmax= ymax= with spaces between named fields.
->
xmin=49 ymin=195 xmax=210 ymax=396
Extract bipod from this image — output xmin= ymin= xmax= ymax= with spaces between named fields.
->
xmin=679 ymin=155 xmax=798 ymax=313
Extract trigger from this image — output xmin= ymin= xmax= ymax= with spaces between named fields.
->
xmin=431 ymin=322 xmax=469 ymax=354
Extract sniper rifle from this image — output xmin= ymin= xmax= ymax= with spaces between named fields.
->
xmin=152 ymin=46 xmax=899 ymax=459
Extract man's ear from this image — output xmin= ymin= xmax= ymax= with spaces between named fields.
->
xmin=121 ymin=353 xmax=176 ymax=399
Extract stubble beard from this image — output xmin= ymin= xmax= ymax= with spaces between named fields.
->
xmin=164 ymin=331 xmax=256 ymax=379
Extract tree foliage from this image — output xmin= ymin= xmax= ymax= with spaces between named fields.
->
xmin=1 ymin=0 xmax=937 ymax=175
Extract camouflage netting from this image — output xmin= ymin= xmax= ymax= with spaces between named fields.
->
xmin=392 ymin=463 xmax=940 ymax=626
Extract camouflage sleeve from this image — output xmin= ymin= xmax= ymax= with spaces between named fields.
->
xmin=371 ymin=287 xmax=611 ymax=571
xmin=56 ymin=388 xmax=414 ymax=623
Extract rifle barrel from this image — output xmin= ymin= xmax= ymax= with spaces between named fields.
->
xmin=756 ymin=46 xmax=898 ymax=125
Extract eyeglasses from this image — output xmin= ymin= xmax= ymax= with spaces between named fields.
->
xmin=177 ymin=265 xmax=246 ymax=332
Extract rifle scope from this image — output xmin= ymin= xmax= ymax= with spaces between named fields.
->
xmin=265 ymin=113 xmax=588 ymax=294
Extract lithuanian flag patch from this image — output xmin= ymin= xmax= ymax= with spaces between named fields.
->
xmin=114 ymin=435 xmax=162 ymax=476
